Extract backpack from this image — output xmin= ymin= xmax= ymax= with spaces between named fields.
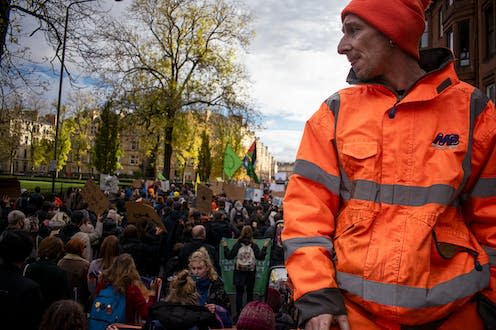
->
xmin=236 ymin=243 xmax=256 ymax=271
xmin=88 ymin=285 xmax=126 ymax=330
xmin=233 ymin=209 xmax=245 ymax=223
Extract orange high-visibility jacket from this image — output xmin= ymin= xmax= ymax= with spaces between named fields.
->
xmin=282 ymin=48 xmax=496 ymax=327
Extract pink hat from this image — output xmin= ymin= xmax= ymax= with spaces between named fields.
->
xmin=236 ymin=301 xmax=275 ymax=330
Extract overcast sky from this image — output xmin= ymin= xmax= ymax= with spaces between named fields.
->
xmin=244 ymin=0 xmax=350 ymax=162
xmin=16 ymin=0 xmax=351 ymax=163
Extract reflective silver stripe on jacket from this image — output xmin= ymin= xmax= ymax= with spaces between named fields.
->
xmin=283 ymin=236 xmax=333 ymax=263
xmin=293 ymin=159 xmax=340 ymax=195
xmin=471 ymin=178 xmax=496 ymax=198
xmin=483 ymin=245 xmax=496 ymax=266
xmin=340 ymin=180 xmax=457 ymax=207
xmin=336 ymin=266 xmax=490 ymax=308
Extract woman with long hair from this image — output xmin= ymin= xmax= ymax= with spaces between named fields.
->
xmin=145 ymin=270 xmax=217 ymax=330
xmin=95 ymin=253 xmax=158 ymax=325
xmin=222 ymin=225 xmax=270 ymax=315
xmin=57 ymin=237 xmax=90 ymax=310
xmin=189 ymin=247 xmax=232 ymax=327
xmin=87 ymin=235 xmax=120 ymax=295
xmin=189 ymin=247 xmax=230 ymax=309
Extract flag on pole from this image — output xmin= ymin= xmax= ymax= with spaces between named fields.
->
xmin=243 ymin=141 xmax=259 ymax=184
xmin=223 ymin=145 xmax=242 ymax=178
xmin=195 ymin=172 xmax=201 ymax=193
xmin=156 ymin=172 xmax=166 ymax=180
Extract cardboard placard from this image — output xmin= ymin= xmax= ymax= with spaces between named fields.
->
xmin=0 ymin=178 xmax=21 ymax=200
xmin=196 ymin=184 xmax=213 ymax=215
xmin=223 ymin=183 xmax=246 ymax=202
xmin=80 ymin=180 xmax=110 ymax=216
xmin=272 ymin=190 xmax=285 ymax=198
xmin=210 ymin=181 xmax=223 ymax=196
xmin=125 ymin=201 xmax=165 ymax=230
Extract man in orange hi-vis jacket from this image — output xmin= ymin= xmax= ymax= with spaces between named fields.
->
xmin=282 ymin=0 xmax=496 ymax=329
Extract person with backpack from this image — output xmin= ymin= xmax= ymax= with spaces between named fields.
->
xmin=222 ymin=225 xmax=270 ymax=315
xmin=145 ymin=269 xmax=217 ymax=330
xmin=229 ymin=200 xmax=249 ymax=233
xmin=89 ymin=253 xmax=159 ymax=329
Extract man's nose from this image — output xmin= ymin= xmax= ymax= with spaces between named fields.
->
xmin=337 ymin=36 xmax=349 ymax=54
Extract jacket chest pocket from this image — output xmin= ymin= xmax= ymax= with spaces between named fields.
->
xmin=340 ymin=141 xmax=379 ymax=180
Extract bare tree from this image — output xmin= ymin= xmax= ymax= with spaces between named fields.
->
xmin=82 ymin=0 xmax=260 ymax=179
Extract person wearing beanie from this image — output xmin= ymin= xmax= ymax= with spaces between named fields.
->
xmin=236 ymin=301 xmax=275 ymax=330
xmin=282 ymin=0 xmax=496 ymax=329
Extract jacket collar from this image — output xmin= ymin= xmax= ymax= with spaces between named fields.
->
xmin=346 ymin=48 xmax=454 ymax=85
xmin=345 ymin=48 xmax=459 ymax=102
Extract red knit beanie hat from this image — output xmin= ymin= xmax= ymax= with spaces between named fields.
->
xmin=236 ymin=301 xmax=276 ymax=330
xmin=341 ymin=0 xmax=431 ymax=60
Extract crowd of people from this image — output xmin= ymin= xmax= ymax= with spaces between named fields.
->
xmin=0 ymin=181 xmax=293 ymax=330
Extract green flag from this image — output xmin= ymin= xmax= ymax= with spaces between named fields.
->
xmin=156 ymin=172 xmax=166 ymax=180
xmin=223 ymin=145 xmax=242 ymax=178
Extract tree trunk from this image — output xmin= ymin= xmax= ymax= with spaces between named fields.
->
xmin=0 ymin=0 xmax=10 ymax=63
xmin=162 ymin=125 xmax=173 ymax=180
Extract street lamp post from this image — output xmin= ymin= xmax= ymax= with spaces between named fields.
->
xmin=51 ymin=0 xmax=122 ymax=194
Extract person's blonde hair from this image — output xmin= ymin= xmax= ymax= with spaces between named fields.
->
xmin=102 ymin=253 xmax=141 ymax=294
xmin=189 ymin=247 xmax=218 ymax=281
xmin=165 ymin=270 xmax=198 ymax=305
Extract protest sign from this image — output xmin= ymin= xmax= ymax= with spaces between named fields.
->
xmin=210 ymin=181 xmax=223 ymax=196
xmin=272 ymin=197 xmax=283 ymax=208
xmin=0 ymin=178 xmax=21 ymax=200
xmin=272 ymin=190 xmax=285 ymax=198
xmin=270 ymin=183 xmax=285 ymax=192
xmin=132 ymin=179 xmax=143 ymax=189
xmin=252 ymin=189 xmax=263 ymax=202
xmin=223 ymin=183 xmax=245 ymax=202
xmin=161 ymin=180 xmax=170 ymax=192
xmin=125 ymin=201 xmax=165 ymax=231
xmin=220 ymin=238 xmax=272 ymax=296
xmin=196 ymin=184 xmax=213 ymax=215
xmin=244 ymin=187 xmax=254 ymax=201
xmin=100 ymin=174 xmax=119 ymax=193
xmin=274 ymin=172 xmax=287 ymax=183
xmin=81 ymin=180 xmax=109 ymax=216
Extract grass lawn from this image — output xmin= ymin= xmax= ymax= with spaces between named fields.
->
xmin=20 ymin=179 xmax=86 ymax=195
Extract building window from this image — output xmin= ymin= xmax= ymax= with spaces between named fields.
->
xmin=130 ymin=155 xmax=139 ymax=165
xmin=23 ymin=149 xmax=27 ymax=159
xmin=439 ymin=9 xmax=444 ymax=37
xmin=458 ymin=20 xmax=470 ymax=66
xmin=487 ymin=83 xmax=496 ymax=103
xmin=130 ymin=140 xmax=138 ymax=151
xmin=447 ymin=29 xmax=454 ymax=52
xmin=485 ymin=5 xmax=495 ymax=58
xmin=421 ymin=20 xmax=429 ymax=49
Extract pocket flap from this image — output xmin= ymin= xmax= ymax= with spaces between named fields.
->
xmin=342 ymin=142 xmax=378 ymax=159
